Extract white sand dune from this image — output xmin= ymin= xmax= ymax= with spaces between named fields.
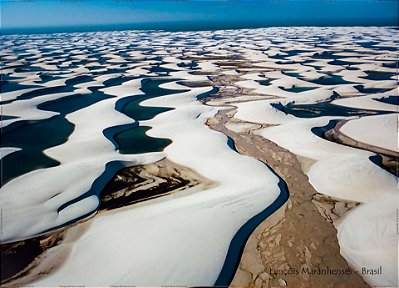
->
xmin=340 ymin=114 xmax=398 ymax=152
xmin=332 ymin=89 xmax=398 ymax=112
xmin=337 ymin=194 xmax=399 ymax=287
xmin=27 ymin=79 xmax=281 ymax=287
xmin=0 ymin=79 xmax=165 ymax=242
xmin=0 ymin=147 xmax=22 ymax=159
xmin=1 ymin=26 xmax=398 ymax=287
xmin=257 ymin=117 xmax=397 ymax=202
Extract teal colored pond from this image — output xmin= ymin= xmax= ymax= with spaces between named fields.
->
xmin=38 ymin=90 xmax=113 ymax=115
xmin=114 ymin=126 xmax=171 ymax=154
xmin=271 ymin=101 xmax=393 ymax=118
xmin=119 ymin=78 xmax=186 ymax=121
xmin=1 ymin=116 xmax=74 ymax=185
xmin=281 ymin=86 xmax=316 ymax=93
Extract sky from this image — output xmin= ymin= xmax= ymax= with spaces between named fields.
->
xmin=1 ymin=0 xmax=398 ymax=34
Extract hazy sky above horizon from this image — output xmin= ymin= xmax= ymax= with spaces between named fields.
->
xmin=2 ymin=0 xmax=398 ymax=33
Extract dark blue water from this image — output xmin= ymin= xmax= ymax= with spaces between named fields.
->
xmin=1 ymin=116 xmax=74 ymax=185
xmin=114 ymin=126 xmax=172 ymax=154
xmin=361 ymin=71 xmax=397 ymax=81
xmin=328 ymin=59 xmax=356 ymax=66
xmin=281 ymin=86 xmax=316 ymax=93
xmin=0 ymin=115 xmax=18 ymax=121
xmin=375 ymin=96 xmax=399 ymax=106
xmin=116 ymin=78 xmax=186 ymax=120
xmin=110 ymin=78 xmax=195 ymax=154
xmin=354 ymin=85 xmax=392 ymax=94
xmin=38 ymin=90 xmax=113 ymax=115
xmin=0 ymin=80 xmax=40 ymax=93
xmin=258 ymin=79 xmax=275 ymax=86
xmin=383 ymin=61 xmax=398 ymax=69
xmin=307 ymin=75 xmax=353 ymax=86
xmin=271 ymin=101 xmax=393 ymax=118
xmin=150 ymin=65 xmax=179 ymax=74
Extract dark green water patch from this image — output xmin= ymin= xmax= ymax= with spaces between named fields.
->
xmin=120 ymin=95 xmax=173 ymax=121
xmin=268 ymin=53 xmax=289 ymax=60
xmin=258 ymin=78 xmax=275 ymax=86
xmin=312 ymin=51 xmax=338 ymax=59
xmin=108 ymin=78 xmax=188 ymax=157
xmin=283 ymin=72 xmax=303 ymax=78
xmin=36 ymin=73 xmax=64 ymax=84
xmin=176 ymin=81 xmax=212 ymax=88
xmin=38 ymin=90 xmax=113 ymax=115
xmin=281 ymin=86 xmax=316 ymax=93
xmin=114 ymin=126 xmax=172 ymax=154
xmin=284 ymin=49 xmax=311 ymax=57
xmin=117 ymin=78 xmax=188 ymax=121
xmin=311 ymin=119 xmax=340 ymax=138
xmin=1 ymin=116 xmax=74 ymax=185
xmin=0 ymin=85 xmax=76 ymax=105
xmin=102 ymin=75 xmax=134 ymax=88
xmin=346 ymin=66 xmax=360 ymax=71
xmin=361 ymin=71 xmax=397 ymax=81
xmin=141 ymin=78 xmax=187 ymax=98
xmin=382 ymin=61 xmax=398 ymax=69
xmin=150 ymin=65 xmax=178 ymax=74
xmin=283 ymin=72 xmax=353 ymax=86
xmin=13 ymin=65 xmax=43 ymax=73
xmin=0 ymin=80 xmax=40 ymax=93
xmin=64 ymin=74 xmax=93 ymax=86
xmin=0 ymin=115 xmax=18 ymax=121
xmin=328 ymin=59 xmax=356 ymax=66
xmin=271 ymin=101 xmax=392 ymax=118
xmin=306 ymin=74 xmax=353 ymax=85
xmin=177 ymin=61 xmax=198 ymax=69
xmin=196 ymin=86 xmax=218 ymax=100
xmin=356 ymin=41 xmax=379 ymax=49
xmin=369 ymin=45 xmax=397 ymax=52
xmin=354 ymin=85 xmax=393 ymax=94
xmin=375 ymin=96 xmax=398 ymax=106
xmin=275 ymin=60 xmax=300 ymax=65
